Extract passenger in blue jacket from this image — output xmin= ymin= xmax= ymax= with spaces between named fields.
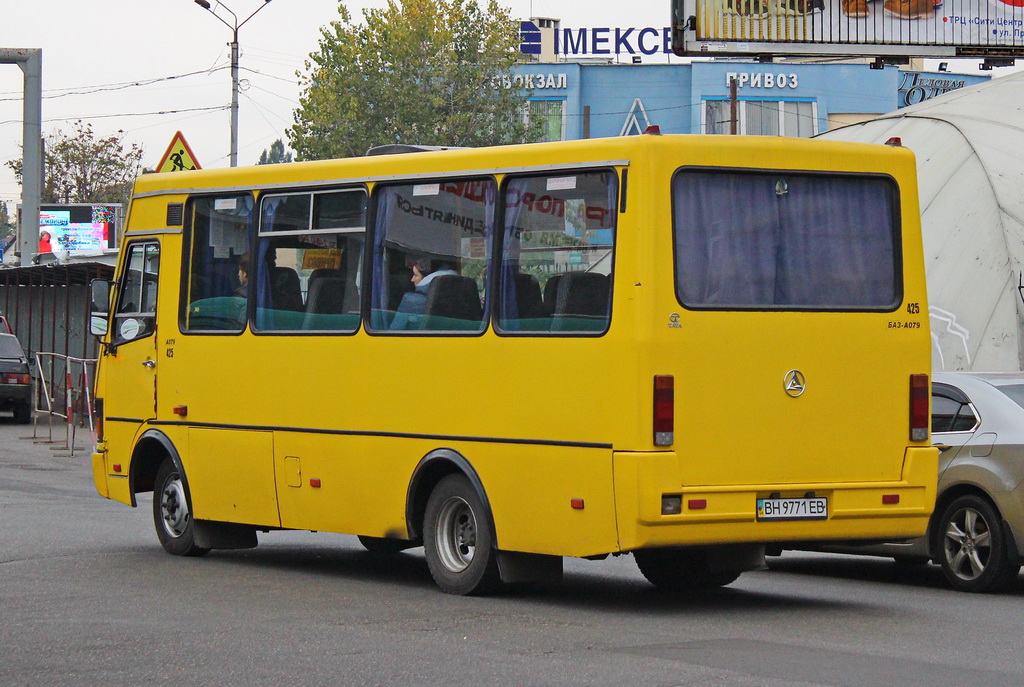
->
xmin=390 ymin=258 xmax=457 ymax=330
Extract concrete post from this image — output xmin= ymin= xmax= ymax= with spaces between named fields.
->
xmin=0 ymin=48 xmax=42 ymax=265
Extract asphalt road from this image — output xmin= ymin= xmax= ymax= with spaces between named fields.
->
xmin=2 ymin=415 xmax=1022 ymax=687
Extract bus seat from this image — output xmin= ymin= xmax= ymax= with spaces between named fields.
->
xmin=302 ymin=277 xmax=351 ymax=330
xmin=551 ymin=272 xmax=609 ymax=332
xmin=308 ymin=268 xmax=343 ymax=290
xmin=514 ymin=273 xmax=545 ymax=319
xmin=341 ymin=277 xmax=361 ymax=314
xmin=305 ymin=277 xmax=346 ymax=314
xmin=271 ymin=267 xmax=304 ymax=312
xmin=389 ymin=273 xmax=414 ymax=312
xmin=422 ymin=275 xmax=483 ymax=329
xmin=306 ymin=268 xmax=345 ymax=314
xmin=542 ymin=274 xmax=563 ymax=315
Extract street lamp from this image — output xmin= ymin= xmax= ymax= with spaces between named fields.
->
xmin=194 ymin=0 xmax=273 ymax=167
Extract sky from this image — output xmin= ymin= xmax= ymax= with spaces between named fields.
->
xmin=0 ymin=0 xmax=1019 ymax=208
xmin=0 ymin=0 xmax=678 ymax=207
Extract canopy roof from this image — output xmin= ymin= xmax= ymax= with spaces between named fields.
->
xmin=820 ymin=72 xmax=1024 ymax=371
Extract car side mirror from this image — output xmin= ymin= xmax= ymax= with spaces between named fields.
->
xmin=89 ymin=278 xmax=112 ymax=337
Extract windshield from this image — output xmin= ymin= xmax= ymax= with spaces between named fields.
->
xmin=0 ymin=335 xmax=25 ymax=359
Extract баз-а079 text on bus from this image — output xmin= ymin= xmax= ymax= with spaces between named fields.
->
xmin=88 ymin=131 xmax=938 ymax=595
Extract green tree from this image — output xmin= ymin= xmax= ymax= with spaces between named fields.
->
xmin=6 ymin=120 xmax=143 ymax=206
xmin=257 ymin=138 xmax=294 ymax=165
xmin=0 ymin=202 xmax=14 ymax=252
xmin=289 ymin=0 xmax=539 ymax=160
xmin=0 ymin=202 xmax=13 ymax=234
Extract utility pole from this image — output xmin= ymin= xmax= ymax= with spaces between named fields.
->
xmin=194 ymin=0 xmax=274 ymax=167
xmin=1 ymin=48 xmax=42 ymax=263
xmin=729 ymin=77 xmax=738 ymax=135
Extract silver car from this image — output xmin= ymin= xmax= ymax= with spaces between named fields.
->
xmin=782 ymin=372 xmax=1024 ymax=593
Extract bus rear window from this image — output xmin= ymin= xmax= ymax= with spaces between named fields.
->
xmin=672 ymin=170 xmax=900 ymax=311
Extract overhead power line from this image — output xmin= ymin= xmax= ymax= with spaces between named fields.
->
xmin=44 ymin=105 xmax=230 ymax=123
xmin=0 ymin=65 xmax=232 ymax=102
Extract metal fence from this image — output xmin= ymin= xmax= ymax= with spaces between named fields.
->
xmin=31 ymin=352 xmax=97 ymax=457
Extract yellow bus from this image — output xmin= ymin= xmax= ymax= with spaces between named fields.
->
xmin=90 ymin=133 xmax=938 ymax=595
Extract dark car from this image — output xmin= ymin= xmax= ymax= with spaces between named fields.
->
xmin=0 ymin=333 xmax=32 ymax=423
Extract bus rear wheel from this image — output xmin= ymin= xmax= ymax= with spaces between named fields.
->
xmin=423 ymin=474 xmax=501 ymax=595
xmin=152 ymin=459 xmax=209 ymax=557
xmin=634 ymin=548 xmax=742 ymax=592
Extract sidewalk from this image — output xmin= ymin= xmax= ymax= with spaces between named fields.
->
xmin=0 ymin=413 xmax=96 ymax=494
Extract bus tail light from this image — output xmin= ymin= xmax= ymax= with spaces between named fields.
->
xmin=654 ymin=375 xmax=674 ymax=446
xmin=909 ymin=374 xmax=929 ymax=442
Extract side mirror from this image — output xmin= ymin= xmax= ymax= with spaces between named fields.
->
xmin=89 ymin=278 xmax=112 ymax=337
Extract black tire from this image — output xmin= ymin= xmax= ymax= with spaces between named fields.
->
xmin=357 ymin=535 xmax=413 ymax=555
xmin=423 ymin=474 xmax=501 ymax=596
xmin=937 ymin=494 xmax=1019 ymax=593
xmin=12 ymin=401 xmax=31 ymax=424
xmin=152 ymin=459 xmax=209 ymax=557
xmin=634 ymin=548 xmax=742 ymax=592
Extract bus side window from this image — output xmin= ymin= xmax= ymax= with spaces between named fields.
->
xmin=113 ymin=241 xmax=160 ymax=344
xmin=496 ymin=171 xmax=616 ymax=334
xmin=253 ymin=188 xmax=366 ymax=334
xmin=181 ymin=194 xmax=252 ymax=332
xmin=369 ymin=179 xmax=494 ymax=334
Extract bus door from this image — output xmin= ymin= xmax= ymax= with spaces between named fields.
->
xmin=102 ymin=241 xmax=161 ymax=460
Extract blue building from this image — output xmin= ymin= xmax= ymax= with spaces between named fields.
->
xmin=511 ymin=60 xmax=988 ymax=141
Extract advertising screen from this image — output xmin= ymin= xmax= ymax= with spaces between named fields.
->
xmin=37 ymin=205 xmax=119 ymax=255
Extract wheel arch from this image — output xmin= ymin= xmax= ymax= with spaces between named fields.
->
xmin=927 ymin=484 xmax=1017 ymax=561
xmin=405 ymin=448 xmax=496 ymax=546
xmin=129 ymin=429 xmax=186 ymax=508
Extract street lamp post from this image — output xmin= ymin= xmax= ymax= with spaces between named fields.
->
xmin=194 ymin=0 xmax=273 ymax=167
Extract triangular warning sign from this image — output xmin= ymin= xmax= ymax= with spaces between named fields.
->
xmin=156 ymin=131 xmax=202 ymax=173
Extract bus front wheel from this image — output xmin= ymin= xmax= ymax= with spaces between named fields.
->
xmin=423 ymin=474 xmax=501 ymax=595
xmin=152 ymin=459 xmax=209 ymax=557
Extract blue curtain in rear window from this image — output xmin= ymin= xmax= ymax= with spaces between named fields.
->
xmin=673 ymin=171 xmax=899 ymax=310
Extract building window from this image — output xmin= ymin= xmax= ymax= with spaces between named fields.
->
xmin=703 ymin=100 xmax=818 ymax=137
xmin=529 ymin=99 xmax=566 ymax=142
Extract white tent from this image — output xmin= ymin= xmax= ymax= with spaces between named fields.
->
xmin=819 ymin=71 xmax=1024 ymax=371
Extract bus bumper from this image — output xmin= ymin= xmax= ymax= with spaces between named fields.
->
xmin=613 ymin=447 xmax=939 ymax=552
xmin=91 ymin=450 xmax=109 ymax=499
xmin=92 ymin=445 xmax=133 ymax=506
